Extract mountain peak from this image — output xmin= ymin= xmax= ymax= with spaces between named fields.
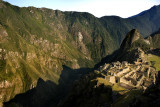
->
xmin=120 ymin=29 xmax=151 ymax=52
xmin=120 ymin=29 xmax=142 ymax=50
xmin=128 ymin=29 xmax=141 ymax=43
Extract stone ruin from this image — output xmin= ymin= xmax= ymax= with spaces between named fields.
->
xmin=100 ymin=60 xmax=157 ymax=89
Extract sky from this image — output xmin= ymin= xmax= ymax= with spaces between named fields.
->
xmin=3 ymin=0 xmax=160 ymax=18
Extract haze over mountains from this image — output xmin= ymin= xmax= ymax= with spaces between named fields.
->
xmin=0 ymin=0 xmax=160 ymax=106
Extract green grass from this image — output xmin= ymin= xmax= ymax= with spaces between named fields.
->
xmin=96 ymin=77 xmax=112 ymax=86
xmin=112 ymin=83 xmax=126 ymax=91
xmin=96 ymin=77 xmax=126 ymax=92
xmin=145 ymin=54 xmax=160 ymax=71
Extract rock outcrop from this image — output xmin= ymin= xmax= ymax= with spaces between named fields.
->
xmin=120 ymin=29 xmax=150 ymax=52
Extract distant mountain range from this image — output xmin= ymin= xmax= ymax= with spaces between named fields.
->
xmin=0 ymin=0 xmax=160 ymax=106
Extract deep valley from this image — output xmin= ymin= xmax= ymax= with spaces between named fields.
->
xmin=0 ymin=0 xmax=160 ymax=107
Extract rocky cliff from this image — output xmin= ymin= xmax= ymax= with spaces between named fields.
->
xmin=0 ymin=0 xmax=160 ymax=106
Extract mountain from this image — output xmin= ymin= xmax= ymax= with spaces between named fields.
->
xmin=148 ymin=28 xmax=160 ymax=49
xmin=60 ymin=29 xmax=160 ymax=107
xmin=0 ymin=0 xmax=160 ymax=106
xmin=94 ymin=29 xmax=151 ymax=68
xmin=120 ymin=29 xmax=150 ymax=51
xmin=116 ymin=29 xmax=151 ymax=62
xmin=100 ymin=4 xmax=160 ymax=45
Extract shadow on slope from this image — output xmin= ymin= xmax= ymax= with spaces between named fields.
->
xmin=4 ymin=65 xmax=93 ymax=107
xmin=148 ymin=49 xmax=160 ymax=57
xmin=94 ymin=49 xmax=120 ymax=69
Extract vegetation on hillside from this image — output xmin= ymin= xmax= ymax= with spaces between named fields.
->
xmin=0 ymin=0 xmax=160 ymax=106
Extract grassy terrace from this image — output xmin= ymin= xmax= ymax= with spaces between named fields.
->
xmin=96 ymin=77 xmax=126 ymax=92
xmin=145 ymin=54 xmax=160 ymax=71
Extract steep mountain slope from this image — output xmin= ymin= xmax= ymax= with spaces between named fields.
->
xmin=116 ymin=29 xmax=151 ymax=62
xmin=120 ymin=29 xmax=150 ymax=51
xmin=60 ymin=29 xmax=160 ymax=107
xmin=100 ymin=5 xmax=160 ymax=45
xmin=95 ymin=29 xmax=151 ymax=68
xmin=0 ymin=0 xmax=160 ymax=106
xmin=148 ymin=28 xmax=160 ymax=49
xmin=0 ymin=1 xmax=97 ymax=105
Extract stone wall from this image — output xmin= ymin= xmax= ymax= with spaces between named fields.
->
xmin=101 ymin=60 xmax=157 ymax=89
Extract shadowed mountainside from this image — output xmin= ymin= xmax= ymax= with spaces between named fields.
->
xmin=0 ymin=0 xmax=160 ymax=106
xmin=4 ymin=65 xmax=93 ymax=107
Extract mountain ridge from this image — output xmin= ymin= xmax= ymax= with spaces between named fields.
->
xmin=128 ymin=4 xmax=160 ymax=18
xmin=0 ymin=0 xmax=160 ymax=106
